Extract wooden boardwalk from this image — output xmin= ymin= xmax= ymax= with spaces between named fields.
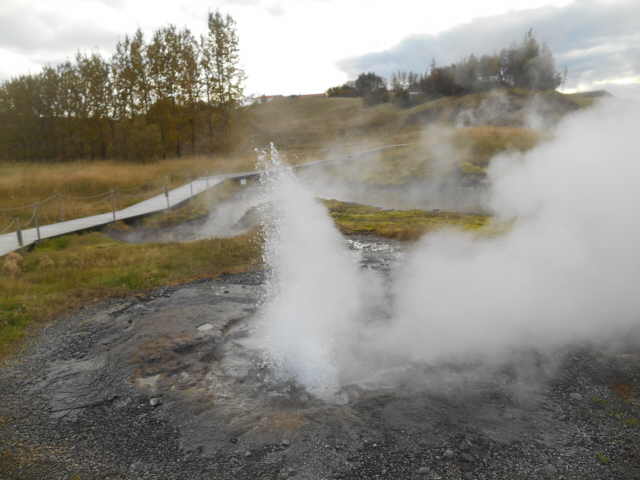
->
xmin=0 ymin=145 xmax=409 ymax=257
xmin=0 ymin=171 xmax=252 ymax=257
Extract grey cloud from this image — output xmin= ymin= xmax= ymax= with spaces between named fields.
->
xmin=338 ymin=0 xmax=640 ymax=90
xmin=0 ymin=1 xmax=121 ymax=55
xmin=266 ymin=3 xmax=285 ymax=16
xmin=595 ymin=82 xmax=640 ymax=101
xmin=219 ymin=0 xmax=262 ymax=6
xmin=219 ymin=0 xmax=286 ymax=15
xmin=0 ymin=64 xmax=18 ymax=82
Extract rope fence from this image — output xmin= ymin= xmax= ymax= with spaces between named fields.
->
xmin=0 ymin=172 xmax=220 ymax=250
xmin=0 ymin=218 xmax=16 ymax=235
xmin=1 ymin=144 xmax=411 ymax=254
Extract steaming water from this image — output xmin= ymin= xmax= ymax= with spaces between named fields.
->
xmin=199 ymin=187 xmax=264 ymax=238
xmin=251 ymin=100 xmax=640 ymax=399
xmin=254 ymin=144 xmax=373 ymax=398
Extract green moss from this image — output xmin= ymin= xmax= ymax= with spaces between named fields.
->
xmin=99 ymin=271 xmax=148 ymax=290
xmin=323 ymin=199 xmax=491 ymax=240
xmin=460 ymin=162 xmax=487 ymax=176
xmin=609 ymin=411 xmax=626 ymax=420
xmin=591 ymin=396 xmax=609 ymax=408
xmin=595 ymin=452 xmax=611 ymax=465
xmin=0 ymin=231 xmax=261 ymax=359
xmin=0 ymin=299 xmax=31 ymax=348
xmin=35 ymin=236 xmax=71 ymax=251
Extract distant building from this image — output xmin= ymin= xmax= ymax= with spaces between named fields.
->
xmin=257 ymin=95 xmax=284 ymax=103
xmin=254 ymin=93 xmax=327 ymax=105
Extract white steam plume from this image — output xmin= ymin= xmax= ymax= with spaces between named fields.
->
xmin=380 ymin=98 xmax=640 ymax=363
xmin=254 ymin=144 xmax=373 ymax=397
xmin=253 ymin=99 xmax=640 ymax=396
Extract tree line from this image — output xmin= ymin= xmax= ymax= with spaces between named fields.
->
xmin=328 ymin=31 xmax=565 ymax=107
xmin=0 ymin=11 xmax=245 ymax=162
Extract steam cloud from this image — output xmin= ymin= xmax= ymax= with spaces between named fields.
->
xmin=254 ymin=99 xmax=640 ymax=396
xmin=254 ymin=145 xmax=383 ymax=397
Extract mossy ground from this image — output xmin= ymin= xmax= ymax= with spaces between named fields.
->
xmin=0 ymin=230 xmax=260 ymax=360
xmin=1 ymin=193 xmax=502 ymax=359
xmin=324 ymin=199 xmax=491 ymax=240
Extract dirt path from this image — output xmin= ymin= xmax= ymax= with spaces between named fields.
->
xmin=1 ymin=240 xmax=640 ymax=479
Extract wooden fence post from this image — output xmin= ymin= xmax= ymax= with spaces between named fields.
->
xmin=34 ymin=206 xmax=41 ymax=241
xmin=111 ymin=189 xmax=117 ymax=222
xmin=16 ymin=221 xmax=23 ymax=247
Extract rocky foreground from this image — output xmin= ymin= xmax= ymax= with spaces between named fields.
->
xmin=1 ymin=239 xmax=639 ymax=479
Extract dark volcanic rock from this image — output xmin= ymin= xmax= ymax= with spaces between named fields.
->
xmin=1 ymin=242 xmax=640 ymax=479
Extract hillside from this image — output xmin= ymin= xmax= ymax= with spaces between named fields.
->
xmin=241 ymin=89 xmax=599 ymax=148
xmin=403 ymin=88 xmax=601 ymax=126
xmin=0 ymin=88 xmax=602 ymax=228
xmin=235 ymin=88 xmax=600 ymax=184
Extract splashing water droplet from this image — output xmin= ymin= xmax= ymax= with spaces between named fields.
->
xmin=253 ymin=143 xmax=365 ymax=399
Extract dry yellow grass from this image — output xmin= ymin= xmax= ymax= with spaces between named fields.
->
xmin=240 ymin=89 xmax=587 ymax=158
xmin=0 ymin=154 xmax=256 ymax=228
xmin=318 ymin=125 xmax=542 ymax=185
xmin=0 ymin=90 xmax=587 ymax=231
xmin=238 ymin=92 xmax=583 ymax=186
xmin=239 ymin=96 xmax=404 ymax=156
xmin=1 ymin=252 xmax=23 ymax=278
xmin=453 ymin=126 xmax=542 ymax=165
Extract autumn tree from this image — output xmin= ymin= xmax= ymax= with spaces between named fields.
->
xmin=400 ymin=31 xmax=562 ymax=100
xmin=326 ymin=81 xmax=358 ymax=98
xmin=354 ymin=72 xmax=388 ymax=106
xmin=499 ymin=30 xmax=562 ymax=90
xmin=200 ymin=10 xmax=245 ymax=149
xmin=76 ymin=52 xmax=111 ymax=158
xmin=0 ymin=10 xmax=246 ymax=162
xmin=176 ymin=28 xmax=200 ymax=152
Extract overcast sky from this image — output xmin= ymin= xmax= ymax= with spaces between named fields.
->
xmin=0 ymin=0 xmax=638 ymax=97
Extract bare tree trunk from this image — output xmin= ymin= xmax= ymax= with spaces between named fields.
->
xmin=190 ymin=113 xmax=196 ymax=154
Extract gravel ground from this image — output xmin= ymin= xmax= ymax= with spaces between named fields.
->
xmin=1 ymin=238 xmax=639 ymax=479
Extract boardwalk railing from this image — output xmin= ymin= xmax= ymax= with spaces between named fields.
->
xmin=0 ymin=144 xmax=411 ymax=257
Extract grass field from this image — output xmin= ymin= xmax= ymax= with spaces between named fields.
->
xmin=0 ymin=155 xmax=255 ymax=229
xmin=0 ymin=87 xmax=598 ymax=358
xmin=318 ymin=126 xmax=542 ymax=185
xmin=239 ymin=96 xmax=402 ymax=155
xmin=241 ymin=88 xmax=595 ymax=153
xmin=0 ymin=231 xmax=261 ymax=360
xmin=0 ymin=88 xmax=597 ymax=231
xmin=324 ymin=199 xmax=492 ymax=240
xmin=0 ymin=193 xmax=503 ymax=359
xmin=0 ymin=128 xmax=534 ymax=230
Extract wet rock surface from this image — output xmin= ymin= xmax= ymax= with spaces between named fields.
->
xmin=1 ymin=239 xmax=640 ymax=479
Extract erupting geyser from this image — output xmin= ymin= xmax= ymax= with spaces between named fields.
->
xmin=252 ymin=100 xmax=640 ymax=400
xmin=254 ymin=144 xmax=368 ymax=398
